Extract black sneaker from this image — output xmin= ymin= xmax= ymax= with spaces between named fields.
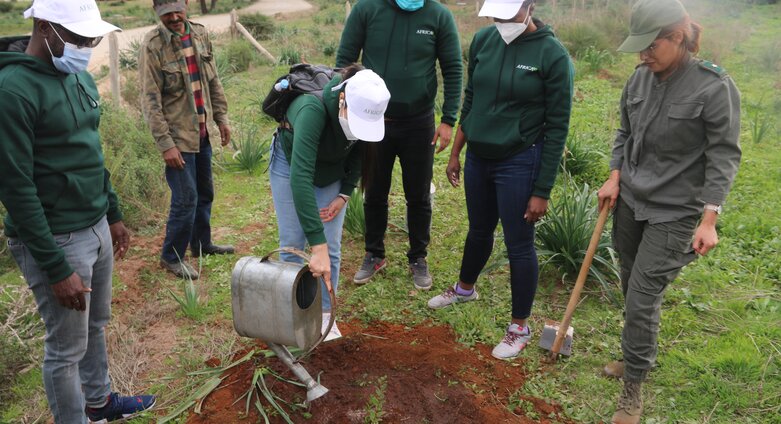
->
xmin=86 ymin=392 xmax=156 ymax=423
xmin=353 ymin=253 xmax=386 ymax=284
xmin=410 ymin=257 xmax=432 ymax=290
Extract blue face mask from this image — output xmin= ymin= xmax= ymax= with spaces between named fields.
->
xmin=45 ymin=23 xmax=93 ymax=74
xmin=396 ymin=0 xmax=424 ymax=12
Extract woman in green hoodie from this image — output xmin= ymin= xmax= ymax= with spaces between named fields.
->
xmin=427 ymin=0 xmax=573 ymax=359
xmin=270 ymin=66 xmax=390 ymax=340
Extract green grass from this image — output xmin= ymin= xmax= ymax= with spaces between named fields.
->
xmin=1 ymin=0 xmax=780 ymax=422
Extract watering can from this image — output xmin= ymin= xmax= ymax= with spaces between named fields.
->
xmin=231 ymin=248 xmax=336 ymax=401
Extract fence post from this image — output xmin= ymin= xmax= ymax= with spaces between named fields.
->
xmin=345 ymin=1 xmax=351 ymax=20
xmin=235 ymin=21 xmax=277 ymax=63
xmin=109 ymin=32 xmax=120 ymax=105
xmin=230 ymin=9 xmax=238 ymax=39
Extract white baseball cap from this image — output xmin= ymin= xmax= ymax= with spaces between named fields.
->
xmin=344 ymin=70 xmax=391 ymax=142
xmin=24 ymin=0 xmax=121 ymax=38
xmin=478 ymin=0 xmax=525 ymax=20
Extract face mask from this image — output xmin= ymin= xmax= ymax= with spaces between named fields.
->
xmin=494 ymin=5 xmax=532 ymax=45
xmin=45 ymin=24 xmax=92 ymax=74
xmin=395 ymin=0 xmax=425 ymax=12
xmin=339 ymin=116 xmax=359 ymax=141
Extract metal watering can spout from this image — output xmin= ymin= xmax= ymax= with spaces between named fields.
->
xmin=267 ymin=342 xmax=329 ymax=402
xmin=231 ymin=248 xmax=338 ymax=402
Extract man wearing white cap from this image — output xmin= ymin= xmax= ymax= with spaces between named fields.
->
xmin=0 ymin=0 xmax=156 ymax=422
xmin=270 ymin=65 xmax=391 ymax=341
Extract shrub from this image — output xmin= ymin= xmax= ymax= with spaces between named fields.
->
xmin=0 ymin=2 xmax=14 ymax=14
xmin=579 ymin=46 xmax=616 ymax=73
xmin=217 ymin=39 xmax=259 ymax=83
xmin=535 ymin=184 xmax=620 ymax=301
xmin=239 ymin=13 xmax=275 ymax=41
xmin=556 ymin=21 xmax=613 ymax=59
xmin=560 ymin=131 xmax=608 ymax=187
xmin=99 ymin=102 xmax=168 ymax=228
xmin=119 ymin=39 xmax=141 ymax=70
xmin=216 ymin=116 xmax=269 ymax=174
xmin=343 ymin=190 xmax=366 ymax=236
xmin=278 ymin=46 xmax=303 ymax=65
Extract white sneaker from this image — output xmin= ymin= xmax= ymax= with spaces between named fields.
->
xmin=427 ymin=284 xmax=479 ymax=309
xmin=321 ymin=313 xmax=342 ymax=342
xmin=491 ymin=323 xmax=531 ymax=359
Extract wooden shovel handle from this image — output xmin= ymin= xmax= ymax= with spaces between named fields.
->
xmin=549 ymin=202 xmax=611 ymax=359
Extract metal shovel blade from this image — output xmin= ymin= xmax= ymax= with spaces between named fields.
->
xmin=539 ymin=320 xmax=574 ymax=356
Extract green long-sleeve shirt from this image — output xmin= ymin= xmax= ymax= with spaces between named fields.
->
xmin=0 ymin=38 xmax=123 ymax=284
xmin=336 ymin=0 xmax=462 ymax=125
xmin=277 ymin=75 xmax=363 ymax=245
xmin=610 ymin=55 xmax=742 ymax=222
xmin=460 ymin=23 xmax=574 ymax=199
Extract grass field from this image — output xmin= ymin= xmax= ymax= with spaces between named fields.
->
xmin=1 ymin=0 xmax=780 ymax=422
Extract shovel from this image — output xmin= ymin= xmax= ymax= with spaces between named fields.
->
xmin=539 ymin=202 xmax=610 ymax=361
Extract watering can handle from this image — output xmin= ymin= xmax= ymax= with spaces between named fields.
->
xmin=260 ymin=247 xmax=337 ymax=359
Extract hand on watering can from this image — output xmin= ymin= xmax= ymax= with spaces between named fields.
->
xmin=309 ymin=244 xmax=332 ymax=287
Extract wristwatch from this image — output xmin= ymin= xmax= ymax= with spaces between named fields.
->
xmin=704 ymin=204 xmax=722 ymax=214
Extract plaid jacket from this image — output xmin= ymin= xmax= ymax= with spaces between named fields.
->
xmin=139 ymin=21 xmax=229 ymax=153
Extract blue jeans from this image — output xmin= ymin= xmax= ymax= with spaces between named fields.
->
xmin=161 ymin=137 xmax=214 ymax=263
xmin=269 ymin=140 xmax=346 ymax=312
xmin=460 ymin=146 xmax=542 ymax=319
xmin=8 ymin=217 xmax=113 ymax=424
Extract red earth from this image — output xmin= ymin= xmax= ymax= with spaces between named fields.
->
xmin=187 ymin=321 xmax=572 ymax=424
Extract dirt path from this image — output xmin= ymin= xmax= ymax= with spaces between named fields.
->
xmin=88 ymin=0 xmax=313 ymax=72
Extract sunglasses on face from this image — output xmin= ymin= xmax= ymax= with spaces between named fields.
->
xmin=50 ymin=23 xmax=103 ymax=48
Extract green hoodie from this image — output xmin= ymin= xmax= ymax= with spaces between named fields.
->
xmin=461 ymin=23 xmax=574 ymax=199
xmin=336 ymin=0 xmax=462 ymax=125
xmin=0 ymin=37 xmax=122 ymax=284
xmin=277 ymin=74 xmax=363 ymax=245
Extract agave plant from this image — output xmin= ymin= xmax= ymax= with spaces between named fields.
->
xmin=535 ymin=183 xmax=621 ymax=301
xmin=343 ymin=189 xmax=366 ymax=236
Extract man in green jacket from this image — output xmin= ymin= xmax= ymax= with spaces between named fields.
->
xmin=0 ymin=0 xmax=155 ymax=422
xmin=140 ymin=0 xmax=234 ymax=280
xmin=337 ymin=0 xmax=463 ymax=290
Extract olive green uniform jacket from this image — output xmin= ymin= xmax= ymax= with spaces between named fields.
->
xmin=610 ymin=56 xmax=741 ymax=222
xmin=139 ymin=21 xmax=229 ymax=153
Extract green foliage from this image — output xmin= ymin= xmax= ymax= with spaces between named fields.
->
xmin=218 ymin=116 xmax=269 ymax=175
xmin=364 ymin=375 xmax=388 ymax=424
xmin=239 ymin=13 xmax=276 ymax=41
xmin=119 ymin=39 xmax=141 ymax=70
xmin=535 ymin=184 xmax=620 ymax=300
xmin=556 ymin=21 xmax=613 ymax=59
xmin=99 ymin=102 xmax=168 ymax=228
xmin=560 ymin=131 xmax=608 ymax=187
xmin=747 ymin=98 xmax=775 ymax=144
xmin=343 ymin=190 xmax=366 ymax=236
xmin=168 ymin=269 xmax=203 ymax=320
xmin=0 ymin=2 xmax=15 ymax=14
xmin=278 ymin=46 xmax=303 ymax=65
xmin=755 ymin=41 xmax=780 ymax=72
xmin=578 ymin=46 xmax=616 ymax=73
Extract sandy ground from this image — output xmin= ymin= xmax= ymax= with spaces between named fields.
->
xmin=88 ymin=0 xmax=313 ymax=72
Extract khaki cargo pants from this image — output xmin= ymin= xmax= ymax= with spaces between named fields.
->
xmin=613 ymin=198 xmax=698 ymax=382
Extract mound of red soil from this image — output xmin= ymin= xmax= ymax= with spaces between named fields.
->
xmin=187 ymin=321 xmax=569 ymax=423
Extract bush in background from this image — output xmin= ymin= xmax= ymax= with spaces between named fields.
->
xmin=100 ymin=102 xmax=168 ymax=229
xmin=239 ymin=13 xmax=275 ymax=40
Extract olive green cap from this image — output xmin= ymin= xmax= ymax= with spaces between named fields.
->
xmin=617 ymin=0 xmax=687 ymax=53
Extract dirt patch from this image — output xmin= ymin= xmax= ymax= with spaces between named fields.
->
xmin=187 ymin=321 xmax=571 ymax=424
